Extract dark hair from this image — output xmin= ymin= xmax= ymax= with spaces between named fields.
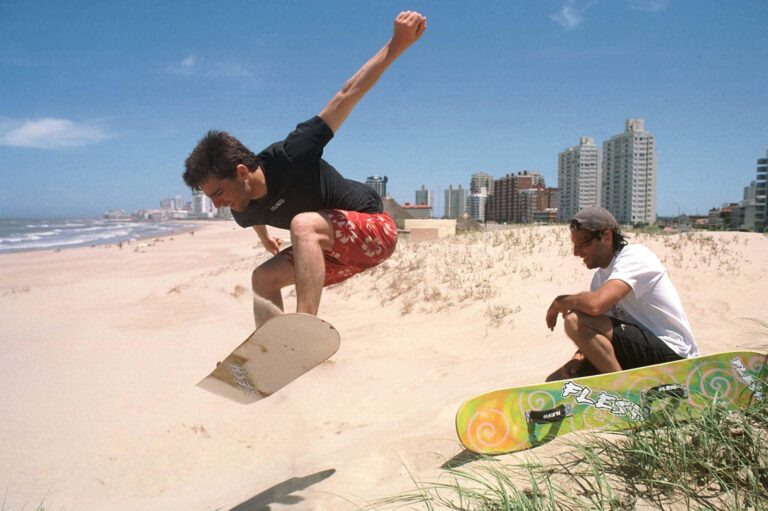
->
xmin=183 ymin=130 xmax=260 ymax=189
xmin=569 ymin=219 xmax=628 ymax=252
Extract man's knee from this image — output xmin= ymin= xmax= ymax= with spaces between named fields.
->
xmin=563 ymin=311 xmax=613 ymax=341
xmin=290 ymin=212 xmax=334 ymax=251
xmin=562 ymin=310 xmax=583 ymax=338
xmin=251 ymin=259 xmax=292 ymax=294
xmin=251 ymin=266 xmax=273 ymax=294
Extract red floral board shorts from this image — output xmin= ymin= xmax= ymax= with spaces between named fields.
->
xmin=282 ymin=209 xmax=398 ymax=286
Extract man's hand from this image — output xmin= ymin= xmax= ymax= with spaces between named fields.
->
xmin=390 ymin=11 xmax=427 ymax=57
xmin=253 ymin=225 xmax=282 ymax=255
xmin=318 ymin=10 xmax=427 ymax=134
xmin=546 ymin=295 xmax=569 ymax=331
xmin=260 ymin=236 xmax=282 ymax=255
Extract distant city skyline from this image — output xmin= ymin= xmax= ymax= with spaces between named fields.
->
xmin=2 ymin=1 xmax=766 ymax=218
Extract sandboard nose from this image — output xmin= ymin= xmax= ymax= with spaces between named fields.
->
xmin=198 ymin=313 xmax=341 ymax=404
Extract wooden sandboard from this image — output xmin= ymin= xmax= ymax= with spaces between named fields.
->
xmin=197 ymin=313 xmax=340 ymax=404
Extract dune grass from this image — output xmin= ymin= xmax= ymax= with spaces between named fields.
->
xmin=370 ymin=389 xmax=768 ymax=510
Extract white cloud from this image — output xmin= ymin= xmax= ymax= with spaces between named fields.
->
xmin=551 ymin=0 xmax=596 ymax=30
xmin=552 ymin=6 xmax=583 ymax=29
xmin=629 ymin=0 xmax=672 ymax=13
xmin=0 ymin=118 xmax=111 ymax=149
xmin=167 ymin=54 xmax=250 ymax=78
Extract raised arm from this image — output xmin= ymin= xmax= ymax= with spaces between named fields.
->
xmin=318 ymin=10 xmax=427 ymax=133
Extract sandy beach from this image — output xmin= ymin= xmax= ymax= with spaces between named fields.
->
xmin=1 ymin=222 xmax=766 ymax=510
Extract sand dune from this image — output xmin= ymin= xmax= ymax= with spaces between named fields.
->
xmin=0 ymin=222 xmax=766 ymax=510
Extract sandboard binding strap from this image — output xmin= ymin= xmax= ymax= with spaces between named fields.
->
xmin=641 ymin=383 xmax=689 ymax=404
xmin=526 ymin=404 xmax=573 ymax=425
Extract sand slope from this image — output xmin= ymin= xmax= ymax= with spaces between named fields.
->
xmin=1 ymin=223 xmax=766 ymax=510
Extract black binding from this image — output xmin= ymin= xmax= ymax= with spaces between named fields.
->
xmin=525 ymin=404 xmax=573 ymax=424
xmin=641 ymin=383 xmax=689 ymax=406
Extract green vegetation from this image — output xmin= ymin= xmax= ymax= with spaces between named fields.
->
xmin=370 ymin=392 xmax=768 ymax=510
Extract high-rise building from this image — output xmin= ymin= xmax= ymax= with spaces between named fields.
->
xmin=192 ymin=189 xmax=214 ymax=218
xmin=466 ymin=187 xmax=488 ymax=222
xmin=470 ymin=172 xmax=494 ymax=196
xmin=756 ymin=148 xmax=767 ymax=233
xmin=415 ymin=185 xmax=433 ymax=207
xmin=365 ymin=175 xmax=388 ymax=197
xmin=558 ymin=136 xmax=601 ymax=222
xmin=444 ymin=185 xmax=468 ymax=219
xmin=161 ymin=194 xmax=186 ymax=211
xmin=601 ymin=119 xmax=657 ymax=225
xmin=487 ymin=171 xmax=544 ymax=223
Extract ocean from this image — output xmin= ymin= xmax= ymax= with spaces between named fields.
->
xmin=0 ymin=218 xmax=197 ymax=254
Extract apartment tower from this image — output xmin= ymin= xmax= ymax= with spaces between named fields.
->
xmin=444 ymin=185 xmax=468 ymax=219
xmin=601 ymin=119 xmax=657 ymax=225
xmin=756 ymin=147 xmax=767 ymax=232
xmin=365 ymin=175 xmax=388 ymax=198
xmin=470 ymin=172 xmax=495 ymax=196
xmin=558 ymin=136 xmax=600 ymax=221
xmin=414 ymin=185 xmax=433 ymax=208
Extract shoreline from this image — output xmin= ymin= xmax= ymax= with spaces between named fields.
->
xmin=0 ymin=218 xmax=227 ymax=255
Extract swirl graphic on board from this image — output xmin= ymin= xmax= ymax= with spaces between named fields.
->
xmin=691 ymin=366 xmax=732 ymax=403
xmin=580 ymin=406 xmax=613 ymax=429
xmin=521 ymin=389 xmax=558 ymax=413
xmin=465 ymin=407 xmax=511 ymax=450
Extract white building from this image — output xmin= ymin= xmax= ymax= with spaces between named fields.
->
xmin=756 ymin=148 xmax=767 ymax=232
xmin=602 ymin=119 xmax=657 ymax=225
xmin=558 ymin=136 xmax=600 ymax=222
xmin=415 ymin=185 xmax=433 ymax=208
xmin=444 ymin=185 xmax=468 ymax=219
xmin=161 ymin=194 xmax=188 ymax=214
xmin=192 ymin=190 xmax=215 ymax=218
xmin=470 ymin=172 xmax=494 ymax=196
xmin=466 ymin=187 xmax=488 ymax=222
xmin=365 ymin=175 xmax=388 ymax=198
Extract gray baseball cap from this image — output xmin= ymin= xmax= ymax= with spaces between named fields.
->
xmin=571 ymin=207 xmax=620 ymax=232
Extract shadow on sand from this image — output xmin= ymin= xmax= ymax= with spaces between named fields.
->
xmin=441 ymin=449 xmax=484 ymax=469
xmin=229 ymin=468 xmax=336 ymax=511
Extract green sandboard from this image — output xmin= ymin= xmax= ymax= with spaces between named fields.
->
xmin=456 ymin=351 xmax=767 ymax=455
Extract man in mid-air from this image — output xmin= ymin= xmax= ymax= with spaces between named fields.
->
xmin=183 ymin=11 xmax=427 ymax=324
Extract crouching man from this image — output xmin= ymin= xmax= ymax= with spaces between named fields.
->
xmin=545 ymin=207 xmax=699 ymax=381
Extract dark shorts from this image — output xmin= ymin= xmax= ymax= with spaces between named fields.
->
xmin=575 ymin=318 xmax=683 ymax=377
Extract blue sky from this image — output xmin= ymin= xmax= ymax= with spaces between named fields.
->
xmin=1 ymin=0 xmax=766 ymax=218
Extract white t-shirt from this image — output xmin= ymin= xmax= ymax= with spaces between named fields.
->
xmin=591 ymin=244 xmax=699 ymax=358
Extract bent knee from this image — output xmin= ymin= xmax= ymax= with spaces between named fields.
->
xmin=289 ymin=212 xmax=324 ymax=236
xmin=289 ymin=212 xmax=333 ymax=248
xmin=251 ymin=266 xmax=271 ymax=292
xmin=251 ymin=260 xmax=293 ymax=292
xmin=562 ymin=310 xmax=583 ymax=335
xmin=563 ymin=311 xmax=612 ymax=337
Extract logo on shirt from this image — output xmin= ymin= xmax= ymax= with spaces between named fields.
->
xmin=270 ymin=198 xmax=285 ymax=212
